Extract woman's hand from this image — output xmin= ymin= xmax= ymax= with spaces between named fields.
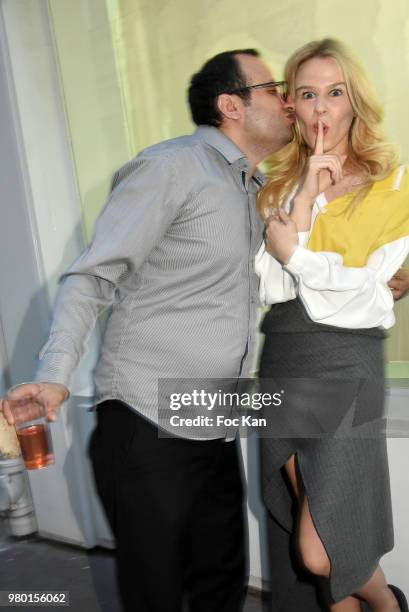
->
xmin=295 ymin=120 xmax=345 ymax=207
xmin=264 ymin=209 xmax=299 ymax=265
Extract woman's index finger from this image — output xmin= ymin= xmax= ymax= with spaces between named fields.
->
xmin=314 ymin=119 xmax=324 ymax=155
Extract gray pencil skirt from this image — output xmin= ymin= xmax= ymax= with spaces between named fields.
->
xmin=259 ymin=299 xmax=394 ymax=603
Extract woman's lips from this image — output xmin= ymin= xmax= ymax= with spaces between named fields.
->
xmin=312 ymin=123 xmax=329 ymax=135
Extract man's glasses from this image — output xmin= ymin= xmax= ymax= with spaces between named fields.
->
xmin=225 ymin=80 xmax=288 ymax=100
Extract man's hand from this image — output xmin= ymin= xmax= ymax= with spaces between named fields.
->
xmin=264 ymin=209 xmax=298 ymax=265
xmin=388 ymin=268 xmax=409 ymax=301
xmin=0 ymin=382 xmax=69 ymax=426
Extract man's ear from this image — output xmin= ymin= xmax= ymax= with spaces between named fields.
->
xmin=216 ymin=94 xmax=242 ymax=121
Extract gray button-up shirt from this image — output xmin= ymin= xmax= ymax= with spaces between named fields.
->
xmin=35 ymin=126 xmax=265 ymax=438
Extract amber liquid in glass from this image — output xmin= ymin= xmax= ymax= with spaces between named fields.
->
xmin=17 ymin=424 xmax=54 ymax=470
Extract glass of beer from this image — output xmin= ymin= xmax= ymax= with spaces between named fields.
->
xmin=6 ymin=384 xmax=55 ymax=470
xmin=15 ymin=419 xmax=54 ymax=470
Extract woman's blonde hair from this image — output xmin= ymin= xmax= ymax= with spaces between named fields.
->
xmin=257 ymin=38 xmax=400 ymax=218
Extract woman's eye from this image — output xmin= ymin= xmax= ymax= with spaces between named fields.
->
xmin=301 ymin=91 xmax=315 ymax=99
xmin=330 ymin=88 xmax=343 ymax=97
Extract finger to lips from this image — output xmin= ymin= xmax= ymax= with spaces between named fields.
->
xmin=314 ymin=119 xmax=324 ymax=155
xmin=313 ymin=123 xmax=344 ymax=183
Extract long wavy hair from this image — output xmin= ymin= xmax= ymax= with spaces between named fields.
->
xmin=257 ymin=38 xmax=400 ymax=218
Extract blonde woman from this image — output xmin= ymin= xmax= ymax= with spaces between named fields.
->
xmin=256 ymin=39 xmax=409 ymax=611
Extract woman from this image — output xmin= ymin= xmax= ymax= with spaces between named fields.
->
xmin=256 ymin=39 xmax=409 ymax=611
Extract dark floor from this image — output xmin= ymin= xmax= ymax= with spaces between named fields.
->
xmin=0 ymin=521 xmax=269 ymax=611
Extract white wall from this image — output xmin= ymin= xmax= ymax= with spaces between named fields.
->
xmin=0 ymin=0 xmax=104 ymax=546
xmin=1 ymin=0 xmax=100 ymax=395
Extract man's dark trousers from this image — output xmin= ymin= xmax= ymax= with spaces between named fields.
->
xmin=88 ymin=400 xmax=247 ymax=612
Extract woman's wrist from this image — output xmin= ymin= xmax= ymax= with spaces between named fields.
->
xmin=281 ymin=244 xmax=298 ymax=266
xmin=293 ymin=194 xmax=315 ymax=209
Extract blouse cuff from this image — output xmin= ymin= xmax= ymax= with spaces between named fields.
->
xmin=298 ymin=232 xmax=309 ymax=248
xmin=284 ymin=245 xmax=320 ymax=278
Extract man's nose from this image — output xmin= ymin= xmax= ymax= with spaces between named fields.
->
xmin=282 ymin=95 xmax=294 ymax=111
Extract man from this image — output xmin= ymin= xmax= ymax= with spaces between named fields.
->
xmin=1 ymin=49 xmax=293 ymax=612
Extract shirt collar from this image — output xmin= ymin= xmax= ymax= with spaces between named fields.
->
xmin=194 ymin=125 xmax=266 ymax=185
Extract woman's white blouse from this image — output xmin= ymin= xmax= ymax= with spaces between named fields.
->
xmin=255 ymin=193 xmax=409 ymax=330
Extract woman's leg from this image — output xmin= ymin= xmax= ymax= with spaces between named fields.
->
xmin=284 ymin=455 xmax=399 ymax=612
xmin=285 ymin=456 xmax=359 ymax=610
xmin=355 ymin=567 xmax=400 ymax=611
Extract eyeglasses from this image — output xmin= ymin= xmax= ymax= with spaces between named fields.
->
xmin=225 ymin=80 xmax=288 ymax=100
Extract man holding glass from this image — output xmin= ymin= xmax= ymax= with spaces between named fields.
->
xmin=1 ymin=49 xmax=293 ymax=611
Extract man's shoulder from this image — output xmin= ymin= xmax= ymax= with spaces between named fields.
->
xmin=111 ymin=133 xmax=205 ymax=190
xmin=140 ymin=133 xmax=202 ymax=157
